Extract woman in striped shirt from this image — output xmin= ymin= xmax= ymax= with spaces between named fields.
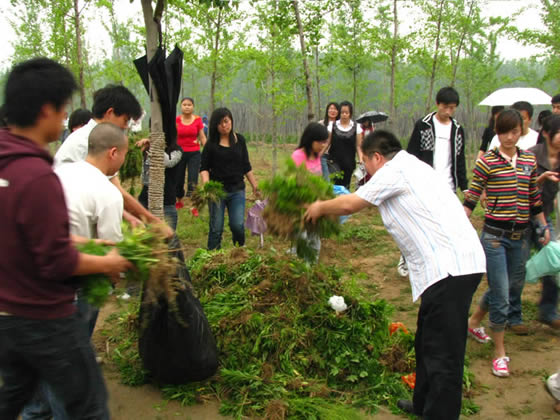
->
xmin=463 ymin=109 xmax=550 ymax=378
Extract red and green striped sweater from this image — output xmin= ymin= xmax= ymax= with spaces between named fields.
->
xmin=463 ymin=148 xmax=543 ymax=227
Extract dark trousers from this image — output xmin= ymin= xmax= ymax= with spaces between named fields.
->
xmin=0 ymin=313 xmax=109 ymax=420
xmin=333 ymin=165 xmax=354 ymax=190
xmin=413 ymin=273 xmax=482 ymax=420
xmin=175 ymin=151 xmax=201 ymax=199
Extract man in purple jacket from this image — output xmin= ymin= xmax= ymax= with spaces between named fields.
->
xmin=0 ymin=58 xmax=132 ymax=419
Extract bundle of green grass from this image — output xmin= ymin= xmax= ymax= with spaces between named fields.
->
xmin=191 ymin=180 xmax=226 ymax=209
xmin=155 ymin=247 xmax=414 ymax=419
xmin=260 ymin=160 xmax=340 ymax=260
xmin=77 ymin=223 xmax=174 ymax=307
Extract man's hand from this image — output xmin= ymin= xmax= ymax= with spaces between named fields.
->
xmin=304 ymin=201 xmax=323 ymax=224
xmin=135 ymin=138 xmax=150 ymax=152
xmin=480 ymin=190 xmax=488 ymax=209
xmin=542 ymin=228 xmax=551 ymax=246
xmin=123 ymin=210 xmax=145 ymax=228
xmin=103 ymin=248 xmax=133 ymax=285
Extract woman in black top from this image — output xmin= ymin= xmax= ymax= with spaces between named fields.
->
xmin=328 ymin=100 xmax=363 ymax=189
xmin=200 ymin=107 xmax=258 ymax=250
xmin=478 ymin=105 xmax=504 ymax=160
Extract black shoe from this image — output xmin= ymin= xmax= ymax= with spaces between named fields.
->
xmin=397 ymin=399 xmax=416 ymax=414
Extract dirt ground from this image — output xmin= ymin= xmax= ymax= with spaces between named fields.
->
xmin=94 ymin=150 xmax=560 ymax=419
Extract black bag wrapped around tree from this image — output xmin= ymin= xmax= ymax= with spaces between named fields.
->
xmin=138 ymin=235 xmax=218 ymax=384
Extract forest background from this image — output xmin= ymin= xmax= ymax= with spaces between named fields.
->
xmin=2 ymin=0 xmax=560 ymax=155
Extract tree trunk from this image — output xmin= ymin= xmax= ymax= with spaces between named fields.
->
xmin=73 ymin=0 xmax=86 ymax=108
xmin=292 ymin=0 xmax=314 ymax=122
xmin=314 ymin=46 xmax=321 ymax=119
xmin=451 ymin=0 xmax=476 ymax=86
xmin=389 ymin=0 xmax=398 ymax=128
xmin=141 ymin=0 xmax=165 ymax=220
xmin=425 ymin=0 xmax=445 ymax=114
xmin=210 ymin=6 xmax=222 ymax=115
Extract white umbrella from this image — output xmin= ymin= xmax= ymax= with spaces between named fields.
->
xmin=479 ymin=87 xmax=552 ymax=106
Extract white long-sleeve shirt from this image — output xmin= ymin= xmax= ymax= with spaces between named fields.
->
xmin=356 ymin=151 xmax=486 ymax=301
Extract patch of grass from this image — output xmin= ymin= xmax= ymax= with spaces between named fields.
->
xmin=336 ymin=224 xmax=389 ymax=243
xmin=466 ymin=341 xmax=494 ymax=360
xmin=521 ymin=299 xmax=538 ymax=322
xmin=504 ymin=402 xmax=534 ymax=417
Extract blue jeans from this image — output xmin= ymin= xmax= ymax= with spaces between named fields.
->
xmin=0 ymin=314 xmax=109 ymax=420
xmin=208 ymin=189 xmax=245 ymax=250
xmin=533 ymin=218 xmax=559 ymax=323
xmin=21 ymin=292 xmax=100 ymax=420
xmin=320 ymin=155 xmax=329 ymax=181
xmin=480 ymin=230 xmax=530 ymax=331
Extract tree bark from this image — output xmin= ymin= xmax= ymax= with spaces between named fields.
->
xmin=210 ymin=6 xmax=223 ymax=115
xmin=73 ymin=0 xmax=86 ymax=108
xmin=141 ymin=0 xmax=165 ymax=220
xmin=451 ymin=0 xmax=476 ymax=86
xmin=314 ymin=46 xmax=321 ymax=118
xmin=389 ymin=0 xmax=398 ymax=128
xmin=425 ymin=0 xmax=445 ymax=114
xmin=292 ymin=0 xmax=314 ymax=121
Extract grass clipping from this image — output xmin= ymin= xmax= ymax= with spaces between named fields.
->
xmin=260 ymin=160 xmax=340 ymax=260
xmin=159 ymin=248 xmax=414 ymax=418
xmin=191 ymin=180 xmax=226 ymax=209
xmin=77 ymin=224 xmax=177 ymax=307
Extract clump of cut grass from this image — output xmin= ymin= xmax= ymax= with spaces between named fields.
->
xmin=191 ymin=180 xmax=226 ymax=209
xmin=260 ymin=159 xmax=340 ymax=260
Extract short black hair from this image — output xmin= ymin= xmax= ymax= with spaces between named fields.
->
xmin=495 ymin=109 xmax=523 ymax=135
xmin=208 ymin=107 xmax=235 ymax=144
xmin=339 ymin=100 xmax=354 ymax=118
xmin=551 ymin=94 xmax=560 ymax=104
xmin=435 ymin=86 xmax=460 ymax=106
xmin=68 ymin=108 xmax=92 ymax=131
xmin=181 ymin=97 xmax=195 ymax=106
xmin=361 ymin=129 xmax=402 ymax=159
xmin=298 ymin=122 xmax=328 ymax=158
xmin=91 ymin=84 xmax=142 ymax=120
xmin=542 ymin=114 xmax=560 ymax=142
xmin=4 ymin=57 xmax=77 ymax=127
xmin=511 ymin=101 xmax=533 ymax=119
xmin=538 ymin=110 xmax=552 ymax=127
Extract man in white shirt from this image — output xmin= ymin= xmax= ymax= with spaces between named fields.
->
xmin=54 ymin=84 xmax=172 ymax=237
xmin=305 ymin=130 xmax=485 ymax=420
xmin=487 ymin=101 xmax=539 ymax=150
xmin=56 ymin=122 xmax=127 ymax=244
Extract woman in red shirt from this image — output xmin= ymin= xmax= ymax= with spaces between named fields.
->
xmin=175 ymin=97 xmax=207 ymax=203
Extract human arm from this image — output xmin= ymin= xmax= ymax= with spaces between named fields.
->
xmin=406 ymin=121 xmax=422 ymax=158
xmin=532 ymin=212 xmax=551 ymax=245
xmin=74 ymin=248 xmax=132 ymax=283
xmin=245 ymin=170 xmax=259 ymax=196
xmin=305 ymin=194 xmax=371 ymax=223
xmin=110 ymin=176 xmax=173 ymax=237
xmin=200 ymin=142 xmax=211 ymax=184
xmin=356 ymin=131 xmax=364 ymax=163
xmin=198 ymin=125 xmax=207 ymax=147
xmin=456 ymin=126 xmax=469 ymax=191
xmin=462 ymin=157 xmax=489 ymax=212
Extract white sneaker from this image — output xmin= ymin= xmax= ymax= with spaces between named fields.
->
xmin=546 ymin=373 xmax=560 ymax=400
xmin=119 ymin=292 xmax=131 ymax=300
xmin=397 ymin=255 xmax=408 ymax=277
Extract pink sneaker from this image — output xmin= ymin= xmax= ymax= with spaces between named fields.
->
xmin=492 ymin=356 xmax=510 ymax=377
xmin=468 ymin=326 xmax=491 ymax=343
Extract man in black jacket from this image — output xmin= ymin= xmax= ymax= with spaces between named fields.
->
xmin=398 ymin=87 xmax=468 ymax=278
xmin=407 ymin=86 xmax=468 ymax=193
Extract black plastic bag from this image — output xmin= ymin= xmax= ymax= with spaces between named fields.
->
xmin=138 ymin=235 xmax=218 ymax=384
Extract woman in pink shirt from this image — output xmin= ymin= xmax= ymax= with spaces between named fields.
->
xmin=291 ymin=122 xmax=329 ymax=175
xmin=175 ymin=97 xmax=207 ymax=203
xmin=290 ymin=122 xmax=329 ymax=262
